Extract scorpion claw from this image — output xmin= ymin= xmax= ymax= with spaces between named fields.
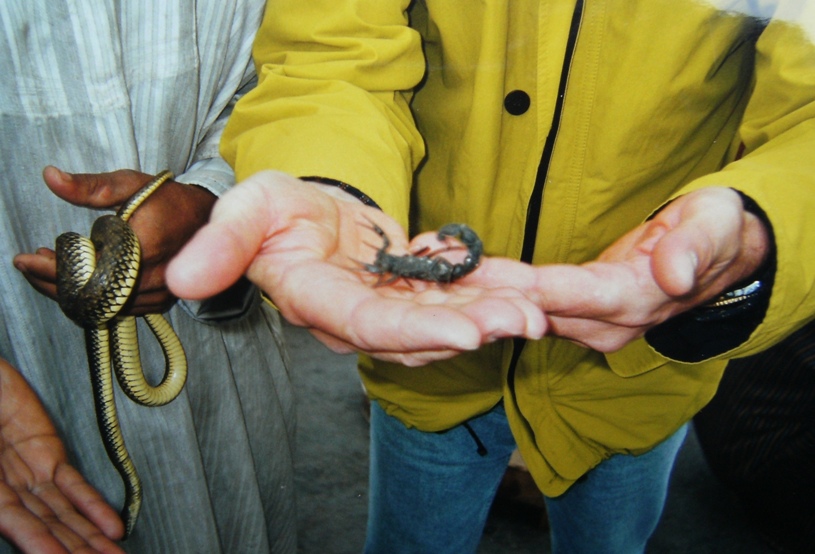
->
xmin=410 ymin=245 xmax=431 ymax=257
xmin=356 ymin=219 xmax=483 ymax=286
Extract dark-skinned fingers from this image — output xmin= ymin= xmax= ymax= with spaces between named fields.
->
xmin=14 ymin=249 xmax=60 ymax=302
xmin=0 ymin=496 xmax=72 ymax=554
xmin=13 ymin=249 xmax=58 ymax=283
xmin=28 ymin=481 xmax=124 ymax=553
xmin=15 ymin=486 xmax=94 ymax=554
xmin=43 ymin=166 xmax=149 ymax=210
xmin=55 ymin=465 xmax=123 ymax=542
xmin=37 ymin=481 xmax=124 ymax=552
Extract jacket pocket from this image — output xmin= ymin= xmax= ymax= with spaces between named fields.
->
xmin=605 ymin=337 xmax=671 ymax=377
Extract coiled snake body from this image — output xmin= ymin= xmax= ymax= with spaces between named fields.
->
xmin=56 ymin=171 xmax=187 ymax=538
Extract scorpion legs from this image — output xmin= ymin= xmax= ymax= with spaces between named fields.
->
xmin=356 ymin=218 xmax=483 ymax=286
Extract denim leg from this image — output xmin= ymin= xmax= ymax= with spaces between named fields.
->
xmin=365 ymin=401 xmax=517 ymax=554
xmin=544 ymin=424 xmax=689 ymax=554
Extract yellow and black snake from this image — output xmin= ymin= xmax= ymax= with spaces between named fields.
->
xmin=55 ymin=170 xmax=187 ymax=538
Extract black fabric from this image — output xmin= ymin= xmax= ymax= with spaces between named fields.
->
xmin=646 ymin=191 xmax=776 ymax=362
xmin=694 ymin=320 xmax=815 ymax=554
xmin=302 ymin=176 xmax=382 ymax=210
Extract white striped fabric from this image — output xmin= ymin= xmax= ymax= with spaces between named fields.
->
xmin=0 ymin=2 xmax=298 ymax=551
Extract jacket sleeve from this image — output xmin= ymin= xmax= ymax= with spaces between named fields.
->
xmin=220 ymin=0 xmax=426 ymax=228
xmin=650 ymin=2 xmax=815 ymax=360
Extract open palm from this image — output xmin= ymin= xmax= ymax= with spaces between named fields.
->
xmin=167 ymin=171 xmax=547 ymax=366
xmin=0 ymin=358 xmax=124 ymax=554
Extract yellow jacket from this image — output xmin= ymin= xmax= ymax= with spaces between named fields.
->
xmin=223 ymin=0 xmax=815 ymax=495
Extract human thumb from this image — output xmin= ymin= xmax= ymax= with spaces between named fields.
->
xmin=42 ymin=165 xmax=147 ymax=209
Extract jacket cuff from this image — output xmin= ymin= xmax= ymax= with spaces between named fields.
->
xmin=645 ymin=191 xmax=776 ymax=362
xmin=301 ymin=176 xmax=382 ymax=210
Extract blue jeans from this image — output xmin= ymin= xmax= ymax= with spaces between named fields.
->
xmin=365 ymin=401 xmax=688 ymax=554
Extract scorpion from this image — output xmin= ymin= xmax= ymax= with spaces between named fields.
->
xmin=360 ymin=220 xmax=483 ymax=286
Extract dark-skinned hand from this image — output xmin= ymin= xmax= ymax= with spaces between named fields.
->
xmin=14 ymin=166 xmax=217 ymax=315
xmin=0 ymin=357 xmax=125 ymax=553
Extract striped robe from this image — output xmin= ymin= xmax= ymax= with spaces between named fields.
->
xmin=0 ymin=1 xmax=297 ymax=551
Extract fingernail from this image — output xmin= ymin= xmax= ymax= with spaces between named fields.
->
xmin=45 ymin=165 xmax=72 ymax=183
xmin=57 ymin=168 xmax=73 ymax=182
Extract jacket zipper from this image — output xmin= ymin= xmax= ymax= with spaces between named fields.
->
xmin=507 ymin=0 xmax=585 ymax=398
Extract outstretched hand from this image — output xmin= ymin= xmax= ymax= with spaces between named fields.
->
xmin=0 ymin=358 xmax=124 ymax=553
xmin=469 ymin=187 xmax=771 ymax=352
xmin=166 ymin=171 xmax=546 ymax=366
xmin=14 ymin=166 xmax=217 ymax=315
xmin=167 ymin=173 xmax=768 ymax=361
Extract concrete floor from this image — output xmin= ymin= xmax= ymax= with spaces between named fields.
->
xmin=283 ymin=321 xmax=775 ymax=554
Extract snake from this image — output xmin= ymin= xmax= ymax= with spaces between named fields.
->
xmin=55 ymin=170 xmax=188 ymax=539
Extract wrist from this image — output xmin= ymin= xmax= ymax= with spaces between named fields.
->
xmin=301 ymin=176 xmax=381 ymax=210
xmin=699 ymin=190 xmax=775 ymax=316
xmin=644 ymin=190 xmax=776 ymax=361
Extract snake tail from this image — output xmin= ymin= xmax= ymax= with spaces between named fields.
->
xmin=56 ymin=171 xmax=181 ymax=539
xmin=86 ymin=325 xmax=142 ymax=539
xmin=110 ymin=315 xmax=188 ymax=406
